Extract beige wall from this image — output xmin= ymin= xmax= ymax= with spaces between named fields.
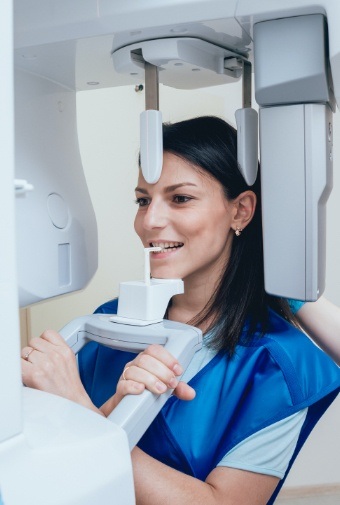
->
xmin=24 ymin=81 xmax=340 ymax=489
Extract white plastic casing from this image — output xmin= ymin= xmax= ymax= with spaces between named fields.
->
xmin=235 ymin=107 xmax=259 ymax=186
xmin=114 ymin=278 xmax=184 ymax=325
xmin=140 ymin=110 xmax=163 ymax=184
xmin=112 ymin=37 xmax=243 ymax=90
xmin=260 ymin=103 xmax=333 ymax=300
xmin=15 ymin=69 xmax=98 ymax=308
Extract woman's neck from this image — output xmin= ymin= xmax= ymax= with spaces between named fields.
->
xmin=167 ymin=274 xmax=218 ymax=331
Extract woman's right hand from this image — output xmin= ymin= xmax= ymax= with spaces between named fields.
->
xmin=21 ymin=330 xmax=100 ymax=414
xmin=100 ymin=344 xmax=195 ymax=416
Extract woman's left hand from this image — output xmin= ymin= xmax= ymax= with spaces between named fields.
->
xmin=117 ymin=344 xmax=196 ymax=400
xmin=100 ymin=343 xmax=196 ymax=417
xmin=21 ymin=330 xmax=96 ymax=411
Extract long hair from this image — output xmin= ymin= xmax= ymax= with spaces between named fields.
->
xmin=162 ymin=116 xmax=295 ymax=355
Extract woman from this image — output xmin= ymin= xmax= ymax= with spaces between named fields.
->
xmin=22 ymin=116 xmax=339 ymax=505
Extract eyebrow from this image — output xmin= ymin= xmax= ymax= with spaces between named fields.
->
xmin=135 ymin=182 xmax=198 ymax=194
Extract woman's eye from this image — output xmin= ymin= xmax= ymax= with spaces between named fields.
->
xmin=173 ymin=195 xmax=192 ymax=203
xmin=135 ymin=197 xmax=150 ymax=207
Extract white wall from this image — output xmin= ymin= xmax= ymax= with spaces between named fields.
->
xmin=27 ymin=81 xmax=340 ymax=489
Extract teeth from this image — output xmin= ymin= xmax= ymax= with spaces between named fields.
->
xmin=150 ymin=241 xmax=183 ymax=252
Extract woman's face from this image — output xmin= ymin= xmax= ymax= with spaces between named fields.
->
xmin=134 ymin=152 xmax=236 ymax=287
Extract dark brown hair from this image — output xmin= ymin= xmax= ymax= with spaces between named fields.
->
xmin=162 ymin=116 xmax=295 ymax=355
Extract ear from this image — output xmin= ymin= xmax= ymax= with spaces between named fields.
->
xmin=231 ymin=190 xmax=257 ymax=232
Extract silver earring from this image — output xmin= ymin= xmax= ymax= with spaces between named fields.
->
xmin=235 ymin=227 xmax=243 ymax=237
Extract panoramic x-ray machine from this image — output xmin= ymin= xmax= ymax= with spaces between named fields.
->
xmin=1 ymin=0 xmax=339 ymax=503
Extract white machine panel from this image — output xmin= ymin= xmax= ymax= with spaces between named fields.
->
xmin=15 ymin=70 xmax=98 ymax=307
xmin=260 ymin=104 xmax=333 ymax=300
xmin=0 ymin=388 xmax=135 ymax=505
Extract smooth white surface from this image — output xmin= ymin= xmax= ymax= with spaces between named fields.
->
xmin=144 ymin=247 xmax=161 ymax=284
xmin=0 ymin=388 xmax=135 ymax=505
xmin=235 ymin=107 xmax=259 ymax=185
xmin=13 ymin=0 xmax=245 ymax=91
xmin=140 ymin=110 xmax=163 ymax=183
xmin=15 ymin=69 xmax=98 ymax=307
xmin=260 ymin=104 xmax=332 ymax=300
xmin=112 ymin=37 xmax=243 ymax=89
xmin=13 ymin=1 xmax=340 ymax=106
xmin=118 ymin=278 xmax=184 ymax=322
xmin=0 ymin=0 xmax=22 ymax=444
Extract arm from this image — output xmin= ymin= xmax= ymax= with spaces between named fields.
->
xmin=296 ymin=296 xmax=340 ymax=365
xmin=105 ymin=345 xmax=279 ymax=505
xmin=21 ymin=332 xmax=194 ymax=416
xmin=22 ymin=334 xmax=280 ymax=504
xmin=132 ymin=448 xmax=279 ymax=505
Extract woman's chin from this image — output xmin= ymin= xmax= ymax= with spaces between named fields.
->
xmin=151 ymin=268 xmax=181 ymax=280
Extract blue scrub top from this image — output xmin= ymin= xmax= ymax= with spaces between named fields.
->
xmin=78 ymin=298 xmax=340 ymax=504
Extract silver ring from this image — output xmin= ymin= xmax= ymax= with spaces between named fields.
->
xmin=122 ymin=366 xmax=130 ymax=381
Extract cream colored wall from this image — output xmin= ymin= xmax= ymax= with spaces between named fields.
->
xmin=25 ymin=81 xmax=340 ymax=489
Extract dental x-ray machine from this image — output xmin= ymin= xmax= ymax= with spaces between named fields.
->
xmin=1 ymin=0 xmax=339 ymax=503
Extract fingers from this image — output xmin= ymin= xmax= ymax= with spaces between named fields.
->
xmin=29 ymin=330 xmax=71 ymax=354
xmin=117 ymin=344 xmax=196 ymax=401
xmin=173 ymin=381 xmax=196 ymax=401
xmin=21 ymin=330 xmax=76 ymax=392
xmin=21 ymin=330 xmax=70 ymax=360
xmin=39 ymin=329 xmax=69 ymax=346
xmin=120 ymin=362 xmax=175 ymax=394
xmin=123 ymin=344 xmax=183 ymax=395
xmin=143 ymin=344 xmax=183 ymax=376
xmin=23 ymin=330 xmax=74 ymax=364
xmin=116 ymin=379 xmax=145 ymax=397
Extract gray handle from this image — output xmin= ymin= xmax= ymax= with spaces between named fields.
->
xmin=59 ymin=314 xmax=202 ymax=448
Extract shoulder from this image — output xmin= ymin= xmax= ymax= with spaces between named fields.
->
xmin=246 ymin=310 xmax=340 ymax=406
xmin=261 ymin=309 xmax=332 ymax=362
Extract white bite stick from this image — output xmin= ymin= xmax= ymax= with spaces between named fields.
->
xmin=144 ymin=247 xmax=162 ymax=285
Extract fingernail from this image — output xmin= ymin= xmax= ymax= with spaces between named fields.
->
xmin=173 ymin=364 xmax=183 ymax=376
xmin=168 ymin=377 xmax=178 ymax=389
xmin=189 ymin=386 xmax=196 ymax=398
xmin=155 ymin=381 xmax=167 ymax=393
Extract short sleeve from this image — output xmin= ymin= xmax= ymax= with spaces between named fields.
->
xmin=287 ymin=299 xmax=306 ymax=315
xmin=218 ymin=408 xmax=308 ymax=478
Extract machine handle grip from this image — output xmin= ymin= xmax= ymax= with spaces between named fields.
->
xmin=59 ymin=314 xmax=202 ymax=449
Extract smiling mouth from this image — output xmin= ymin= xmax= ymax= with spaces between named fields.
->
xmin=150 ymin=241 xmax=184 ymax=253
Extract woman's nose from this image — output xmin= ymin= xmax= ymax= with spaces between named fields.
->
xmin=143 ymin=201 xmax=168 ymax=230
